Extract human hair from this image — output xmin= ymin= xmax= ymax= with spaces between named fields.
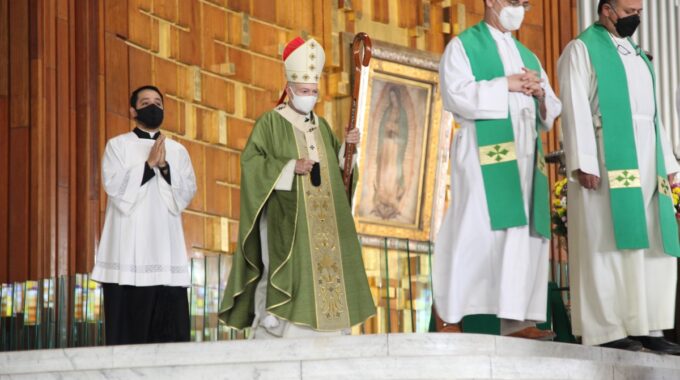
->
xmin=598 ymin=0 xmax=615 ymax=14
xmin=129 ymin=85 xmax=164 ymax=108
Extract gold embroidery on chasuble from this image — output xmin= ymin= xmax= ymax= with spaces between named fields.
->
xmin=296 ymin=129 xmax=350 ymax=330
xmin=277 ymin=106 xmax=351 ymax=330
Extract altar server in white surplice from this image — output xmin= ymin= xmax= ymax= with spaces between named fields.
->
xmin=558 ymin=0 xmax=680 ymax=353
xmin=433 ymin=0 xmax=561 ymax=338
xmin=91 ymin=85 xmax=197 ymax=345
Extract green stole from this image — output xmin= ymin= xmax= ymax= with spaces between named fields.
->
xmin=458 ymin=22 xmax=550 ymax=238
xmin=578 ymin=23 xmax=680 ymax=256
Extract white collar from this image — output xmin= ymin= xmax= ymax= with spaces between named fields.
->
xmin=486 ymin=22 xmax=513 ymax=41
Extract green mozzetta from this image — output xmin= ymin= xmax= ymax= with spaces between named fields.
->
xmin=218 ymin=107 xmax=376 ymax=330
xmin=578 ymin=23 xmax=680 ymax=256
xmin=458 ymin=22 xmax=551 ymax=238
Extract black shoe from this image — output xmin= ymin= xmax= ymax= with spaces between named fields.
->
xmin=599 ymin=337 xmax=644 ymax=351
xmin=629 ymin=336 xmax=680 ymax=355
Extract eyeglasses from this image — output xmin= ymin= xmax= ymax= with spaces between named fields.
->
xmin=506 ymin=0 xmax=532 ymax=11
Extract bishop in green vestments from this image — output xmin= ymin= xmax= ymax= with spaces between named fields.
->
xmin=219 ymin=37 xmax=376 ymax=338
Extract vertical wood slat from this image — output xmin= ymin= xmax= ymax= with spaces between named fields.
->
xmin=8 ymin=128 xmax=30 ymax=282
xmin=373 ymin=0 xmax=389 ymax=24
xmin=55 ymin=0 xmax=71 ymax=278
xmin=426 ymin=1 xmax=444 ymax=53
xmin=0 ymin=0 xmax=9 ymax=283
xmin=8 ymin=0 xmax=31 ymax=282
xmin=74 ymin=0 xmax=101 ymax=273
xmin=0 ymin=97 xmax=7 ymax=283
xmin=397 ymin=0 xmax=417 ymax=28
xmin=0 ymin=0 xmax=7 ymax=96
xmin=29 ymin=0 xmax=44 ymax=280
xmin=67 ymin=0 xmax=77 ymax=277
xmin=45 ymin=0 xmax=59 ymax=283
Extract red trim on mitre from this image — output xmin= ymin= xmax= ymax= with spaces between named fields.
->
xmin=282 ymin=37 xmax=305 ymax=61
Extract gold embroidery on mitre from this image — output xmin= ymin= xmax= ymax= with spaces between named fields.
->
xmin=608 ymin=169 xmax=641 ymax=189
xmin=479 ymin=142 xmax=517 ymax=165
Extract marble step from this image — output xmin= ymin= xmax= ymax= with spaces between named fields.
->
xmin=2 ymin=333 xmax=680 ymax=379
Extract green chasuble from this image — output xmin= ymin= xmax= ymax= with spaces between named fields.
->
xmin=218 ymin=104 xmax=376 ymax=331
xmin=458 ymin=22 xmax=551 ymax=238
xmin=578 ymin=23 xmax=680 ymax=256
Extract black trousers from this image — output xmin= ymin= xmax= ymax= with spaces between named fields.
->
xmin=102 ymin=283 xmax=190 ymax=345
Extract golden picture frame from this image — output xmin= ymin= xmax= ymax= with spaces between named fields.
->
xmin=342 ymin=35 xmax=453 ymax=243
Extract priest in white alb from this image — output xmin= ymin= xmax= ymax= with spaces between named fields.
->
xmin=558 ymin=0 xmax=680 ymax=353
xmin=91 ymin=85 xmax=197 ymax=345
xmin=433 ymin=0 xmax=561 ymax=338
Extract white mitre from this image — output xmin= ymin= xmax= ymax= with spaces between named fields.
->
xmin=283 ymin=37 xmax=325 ymax=84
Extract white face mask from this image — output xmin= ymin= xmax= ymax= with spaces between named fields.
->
xmin=496 ymin=1 xmax=525 ymax=31
xmin=289 ymin=87 xmax=318 ymax=114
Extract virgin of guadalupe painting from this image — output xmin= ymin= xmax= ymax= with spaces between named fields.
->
xmin=359 ymin=77 xmax=430 ymax=227
xmin=347 ymin=37 xmax=449 ymax=242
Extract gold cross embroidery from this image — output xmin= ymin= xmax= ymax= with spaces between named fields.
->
xmin=479 ymin=142 xmax=516 ymax=165
xmin=658 ymin=176 xmax=672 ymax=197
xmin=608 ymin=169 xmax=641 ymax=189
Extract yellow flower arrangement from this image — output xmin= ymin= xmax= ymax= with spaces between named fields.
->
xmin=552 ymin=178 xmax=568 ymax=236
xmin=672 ymin=183 xmax=680 ymax=217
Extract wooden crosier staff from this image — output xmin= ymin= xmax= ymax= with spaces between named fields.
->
xmin=342 ymin=32 xmax=372 ymax=199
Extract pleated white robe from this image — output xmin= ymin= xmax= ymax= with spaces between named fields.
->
xmin=433 ymin=24 xmax=562 ymax=324
xmin=92 ymin=132 xmax=197 ymax=287
xmin=558 ymin=36 xmax=679 ymax=346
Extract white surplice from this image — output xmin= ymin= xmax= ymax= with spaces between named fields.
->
xmin=558 ymin=36 xmax=679 ymax=346
xmin=433 ymin=24 xmax=562 ymax=324
xmin=91 ymin=131 xmax=197 ymax=287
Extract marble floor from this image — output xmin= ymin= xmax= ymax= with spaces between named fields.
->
xmin=1 ymin=333 xmax=680 ymax=379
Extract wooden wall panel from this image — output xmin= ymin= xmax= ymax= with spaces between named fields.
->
xmin=28 ymin=0 xmax=44 ymax=280
xmin=7 ymin=0 xmax=31 ymax=282
xmin=104 ymin=35 xmax=130 ymax=120
xmin=0 ymin=0 xmax=6 ymax=96
xmin=105 ymin=0 xmax=128 ymax=38
xmin=43 ymin=0 xmax=58 ymax=282
xmin=0 ymin=0 xmax=9 ymax=282
xmin=373 ymin=0 xmax=390 ymax=23
xmin=7 ymin=128 xmax=30 ymax=282
xmin=9 ymin=1 xmax=29 ymax=129
xmin=252 ymin=0 xmax=276 ymax=24
xmin=0 ymin=97 xmax=7 ymax=282
xmin=75 ymin=0 xmax=102 ymax=274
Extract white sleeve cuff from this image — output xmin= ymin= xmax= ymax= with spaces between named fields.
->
xmin=665 ymin=155 xmax=680 ymax=176
xmin=122 ymin=162 xmax=146 ymax=203
xmin=567 ymin=153 xmax=600 ymax=182
xmin=338 ymin=143 xmax=358 ymax=169
xmin=275 ymin=160 xmax=297 ymax=191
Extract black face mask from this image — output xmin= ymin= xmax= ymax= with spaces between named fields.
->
xmin=612 ymin=11 xmax=640 ymax=38
xmin=135 ymin=104 xmax=164 ymax=128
